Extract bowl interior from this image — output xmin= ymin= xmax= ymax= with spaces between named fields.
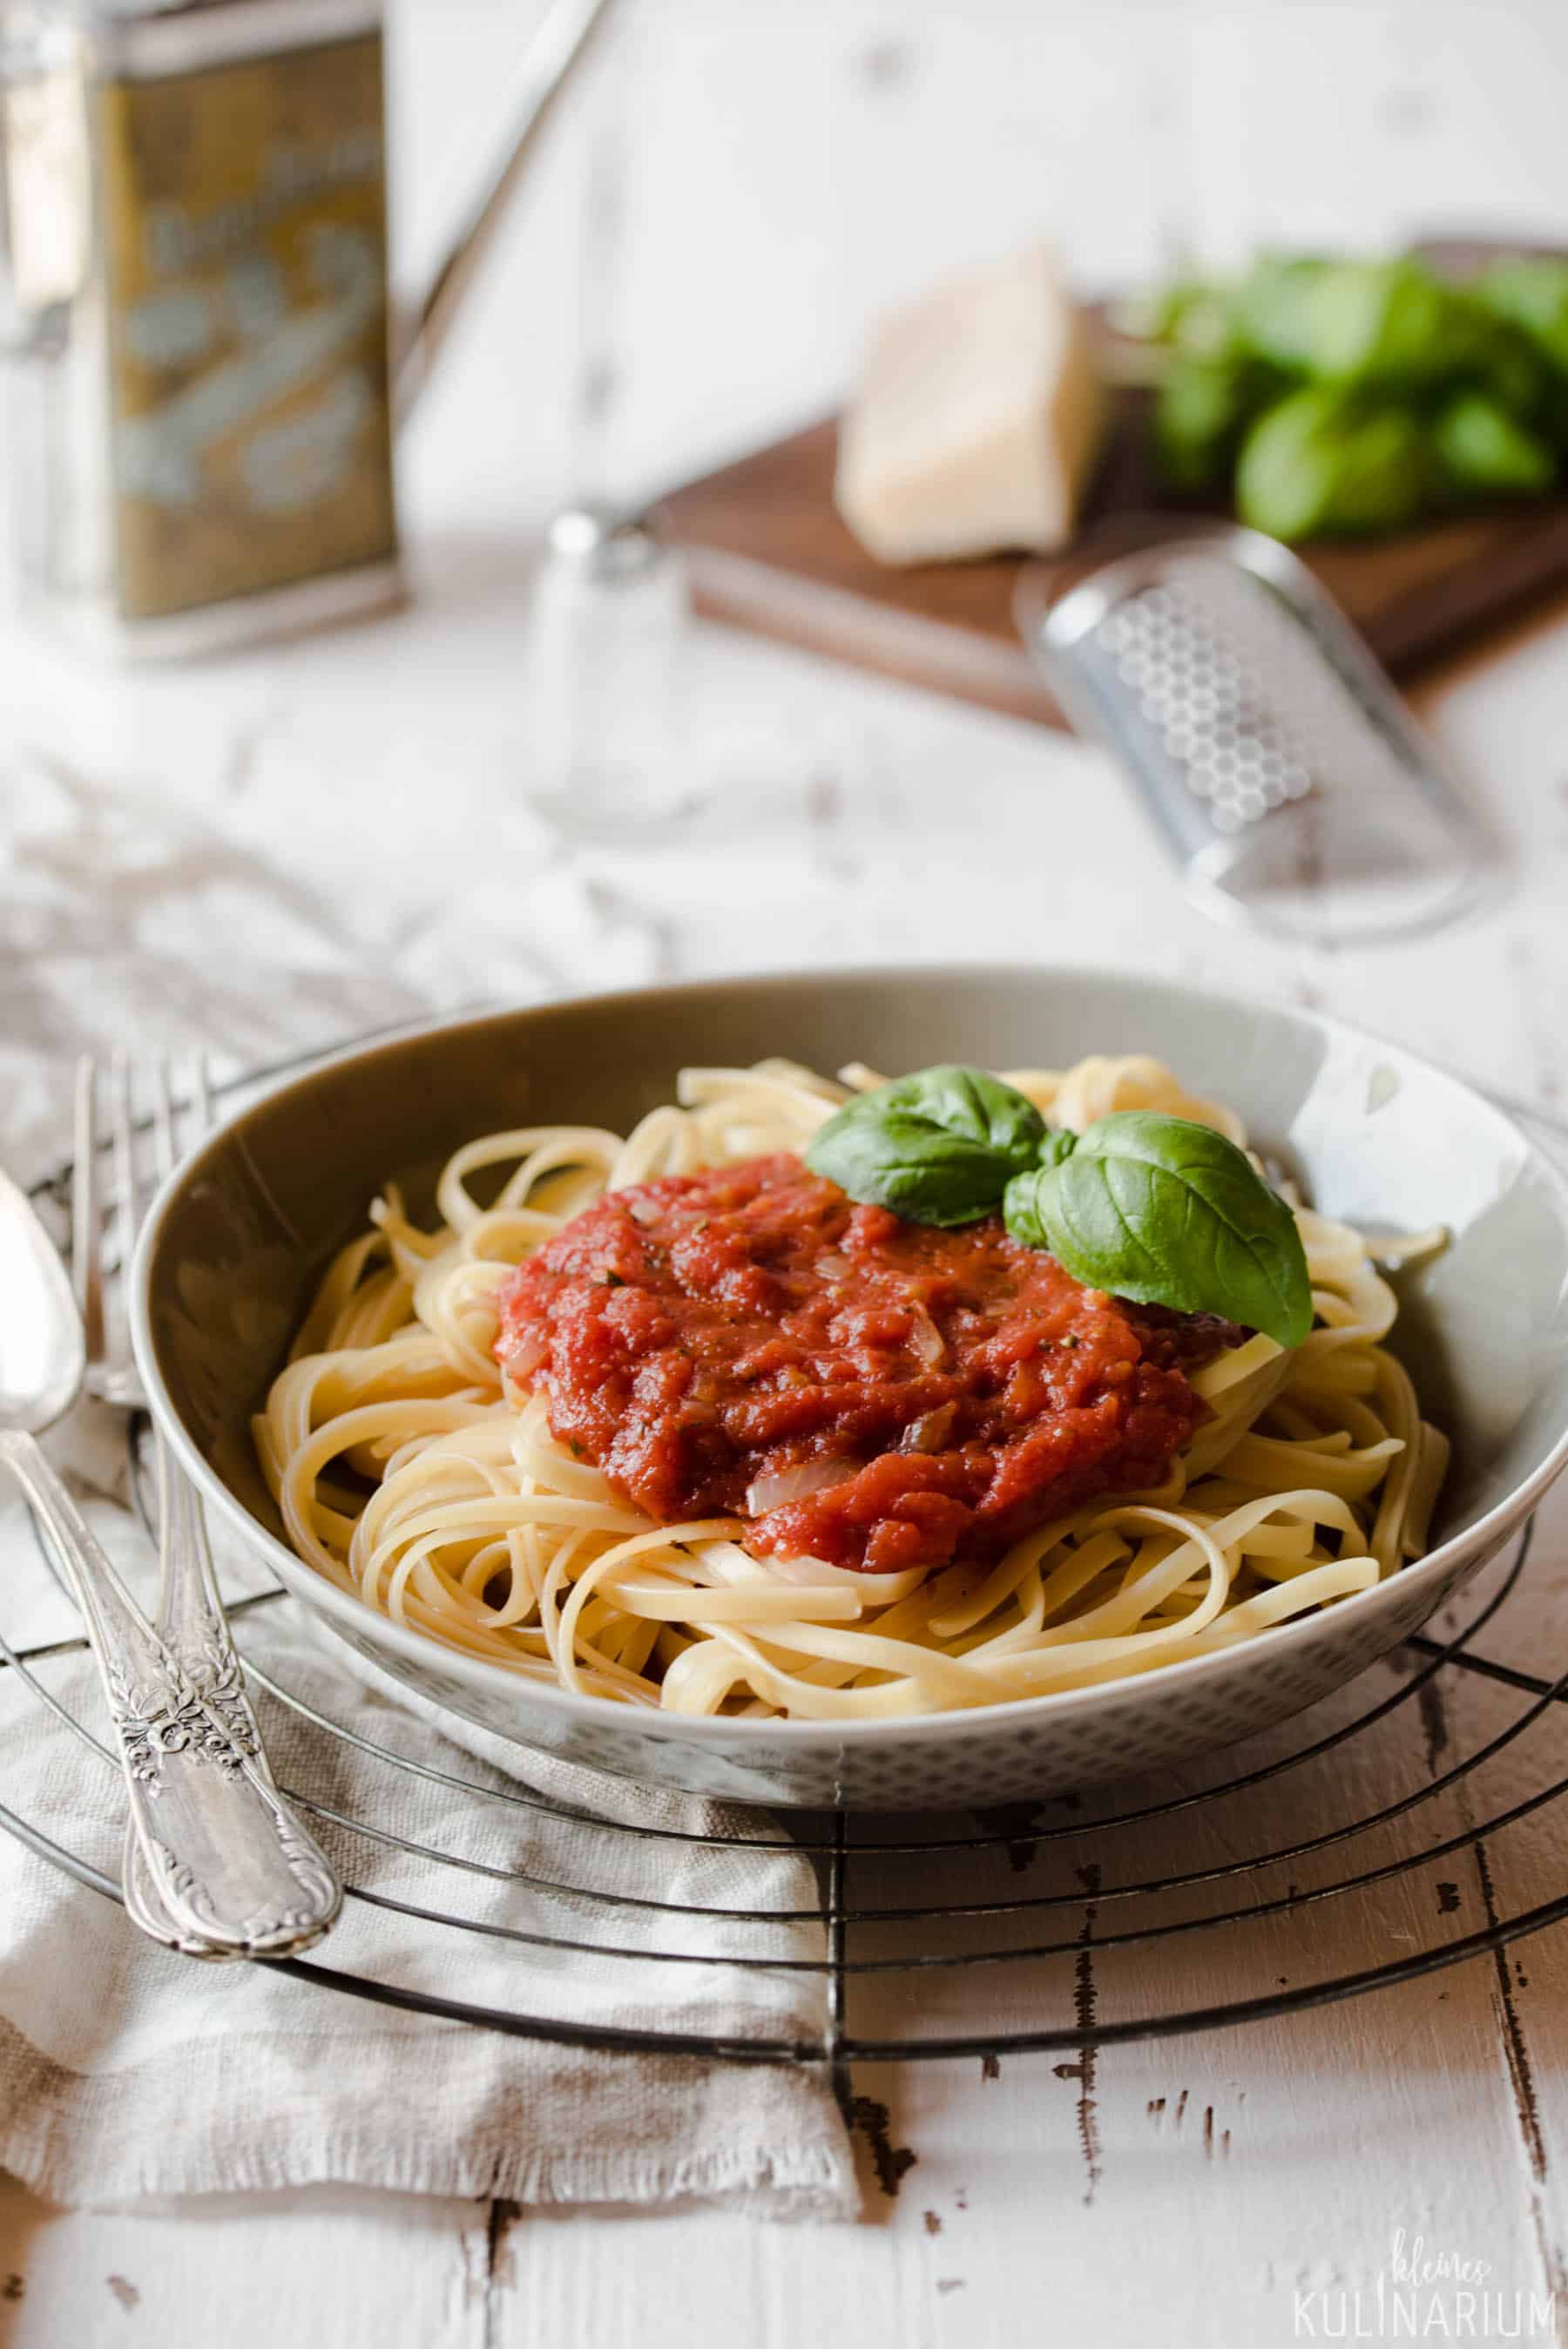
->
xmin=139 ymin=968 xmax=1568 ymax=1627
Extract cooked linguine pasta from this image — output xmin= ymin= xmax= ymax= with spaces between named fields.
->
xmin=254 ymin=1055 xmax=1448 ymax=1721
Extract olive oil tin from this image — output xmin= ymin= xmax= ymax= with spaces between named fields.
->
xmin=4 ymin=0 xmax=402 ymax=655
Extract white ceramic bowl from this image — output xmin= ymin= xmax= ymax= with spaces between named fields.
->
xmin=132 ymin=968 xmax=1568 ymax=1809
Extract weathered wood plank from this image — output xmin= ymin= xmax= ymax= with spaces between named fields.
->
xmin=0 ymin=2176 xmax=486 ymax=2349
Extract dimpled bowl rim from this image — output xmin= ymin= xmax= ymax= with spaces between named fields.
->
xmin=129 ymin=965 xmax=1568 ymax=1763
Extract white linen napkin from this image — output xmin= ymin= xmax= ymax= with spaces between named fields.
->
xmin=0 ymin=778 xmax=857 ymax=2217
xmin=0 ymin=1402 xmax=857 ymax=2216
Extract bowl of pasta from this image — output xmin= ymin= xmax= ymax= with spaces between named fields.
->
xmin=131 ymin=967 xmax=1568 ymax=1809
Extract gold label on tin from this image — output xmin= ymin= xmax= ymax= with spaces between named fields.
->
xmin=99 ymin=31 xmax=397 ymax=623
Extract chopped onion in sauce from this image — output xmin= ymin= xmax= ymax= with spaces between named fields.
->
xmin=902 ymin=1404 xmax=957 ymax=1453
xmin=744 ymin=1458 xmax=858 ymax=1515
xmin=906 ymin=1301 xmax=945 ymax=1365
xmin=508 ymin=1330 xmax=550 ymax=1380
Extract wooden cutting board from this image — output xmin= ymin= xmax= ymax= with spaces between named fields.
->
xmin=659 ymin=243 xmax=1568 ymax=728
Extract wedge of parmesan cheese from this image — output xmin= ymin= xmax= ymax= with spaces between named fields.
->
xmin=835 ymin=244 xmax=1106 ymax=565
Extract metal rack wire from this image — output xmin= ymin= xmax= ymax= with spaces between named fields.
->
xmin=3 ymin=1043 xmax=1566 ymax=2082
xmin=3 ymin=1459 xmax=1563 ymax=2074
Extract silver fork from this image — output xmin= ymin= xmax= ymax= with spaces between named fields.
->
xmin=74 ymin=1054 xmax=342 ymax=1961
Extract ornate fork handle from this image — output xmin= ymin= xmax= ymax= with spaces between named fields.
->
xmin=120 ymin=1456 xmax=331 ymax=1958
xmin=153 ymin=1466 xmax=268 ymax=1750
xmin=1 ymin=1431 xmax=341 ymax=1958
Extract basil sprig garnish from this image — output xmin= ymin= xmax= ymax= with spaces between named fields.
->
xmin=807 ymin=1067 xmax=1314 ymax=1349
xmin=804 ymin=1065 xmax=1044 ymax=1229
xmin=1004 ymin=1112 xmax=1313 ymax=1347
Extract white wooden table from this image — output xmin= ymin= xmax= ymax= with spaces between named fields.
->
xmin=6 ymin=3 xmax=1568 ymax=2340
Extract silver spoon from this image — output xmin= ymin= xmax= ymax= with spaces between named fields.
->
xmin=0 ymin=1165 xmax=340 ymax=1960
xmin=0 ymin=1167 xmax=84 ymax=1435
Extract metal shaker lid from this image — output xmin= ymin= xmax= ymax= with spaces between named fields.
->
xmin=545 ymin=504 xmax=668 ymax=584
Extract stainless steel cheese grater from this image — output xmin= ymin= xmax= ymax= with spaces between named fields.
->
xmin=1018 ymin=525 xmax=1492 ymax=944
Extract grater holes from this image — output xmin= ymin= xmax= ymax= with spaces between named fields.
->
xmin=1099 ymin=579 xmax=1316 ymax=829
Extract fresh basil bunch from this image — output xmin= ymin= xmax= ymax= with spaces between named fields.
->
xmin=1142 ymin=250 xmax=1568 ymax=541
xmin=807 ymin=1066 xmax=1313 ymax=1349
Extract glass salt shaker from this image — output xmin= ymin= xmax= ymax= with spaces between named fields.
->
xmin=522 ymin=501 xmax=690 ymax=835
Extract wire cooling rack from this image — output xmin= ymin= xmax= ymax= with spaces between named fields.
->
xmin=3 ymin=1033 xmax=1567 ymax=2082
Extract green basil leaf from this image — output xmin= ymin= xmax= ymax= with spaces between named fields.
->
xmin=1477 ymin=255 xmax=1568 ymax=378
xmin=1431 ymin=390 xmax=1556 ymax=499
xmin=1235 ymin=386 xmax=1428 ymax=541
xmin=1155 ymin=353 xmax=1265 ymax=492
xmin=1233 ymin=255 xmax=1490 ymax=388
xmin=1001 ymin=1133 xmax=1077 ymax=1248
xmin=1001 ymin=1169 xmax=1050 ymax=1250
xmin=1003 ymin=1111 xmax=1313 ymax=1349
xmin=1228 ymin=253 xmax=1335 ymax=374
xmin=805 ymin=1065 xmax=1045 ymax=1229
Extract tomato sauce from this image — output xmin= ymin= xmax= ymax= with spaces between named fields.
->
xmin=496 ymin=1154 xmax=1240 ymax=1574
